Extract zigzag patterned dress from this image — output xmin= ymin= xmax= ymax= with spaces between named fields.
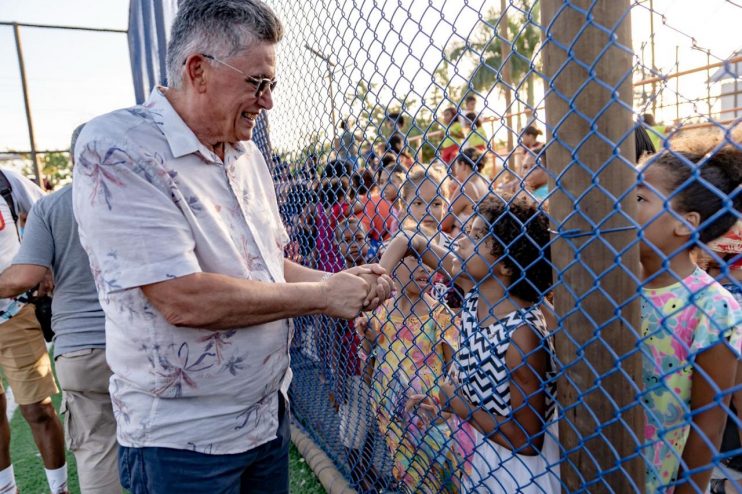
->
xmin=455 ymin=290 xmax=561 ymax=494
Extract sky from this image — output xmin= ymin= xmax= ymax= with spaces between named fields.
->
xmin=0 ymin=0 xmax=739 ymax=154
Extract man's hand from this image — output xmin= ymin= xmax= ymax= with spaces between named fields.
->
xmin=345 ymin=264 xmax=393 ymax=311
xmin=320 ymin=271 xmax=370 ymax=319
xmin=38 ymin=270 xmax=54 ymax=297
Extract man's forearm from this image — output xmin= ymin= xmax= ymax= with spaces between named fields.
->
xmin=0 ymin=264 xmax=47 ymax=299
xmin=284 ymin=258 xmax=329 ymax=283
xmin=143 ymin=272 xmax=328 ymax=329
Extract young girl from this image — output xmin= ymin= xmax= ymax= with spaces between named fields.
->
xmin=393 ymin=165 xmax=464 ymax=307
xmin=637 ymin=143 xmax=742 ymax=494
xmin=380 ymin=193 xmax=560 ymax=493
xmin=358 ymin=255 xmax=463 ymax=493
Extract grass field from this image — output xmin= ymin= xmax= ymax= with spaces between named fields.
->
xmin=6 ymin=352 xmax=325 ymax=493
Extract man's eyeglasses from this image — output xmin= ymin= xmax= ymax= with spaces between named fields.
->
xmin=200 ymin=53 xmax=277 ymax=98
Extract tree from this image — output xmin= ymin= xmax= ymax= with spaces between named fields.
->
xmin=447 ymin=1 xmax=541 ymax=109
xmin=22 ymin=152 xmax=72 ymax=190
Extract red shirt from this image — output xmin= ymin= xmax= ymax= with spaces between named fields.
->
xmin=357 ymin=194 xmax=395 ymax=241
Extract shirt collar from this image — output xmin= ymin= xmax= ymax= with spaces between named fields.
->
xmin=144 ymin=87 xmax=223 ymax=163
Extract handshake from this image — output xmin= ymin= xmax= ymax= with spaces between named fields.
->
xmin=320 ymin=264 xmax=393 ymax=319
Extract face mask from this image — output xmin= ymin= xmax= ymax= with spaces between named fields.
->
xmin=18 ymin=226 xmax=24 ymax=239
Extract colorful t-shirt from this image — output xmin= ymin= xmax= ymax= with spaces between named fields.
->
xmin=441 ymin=121 xmax=464 ymax=149
xmin=370 ymin=298 xmax=466 ymax=492
xmin=642 ymin=268 xmax=742 ymax=492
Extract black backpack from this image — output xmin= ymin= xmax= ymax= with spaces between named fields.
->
xmin=0 ymin=170 xmax=18 ymax=233
xmin=0 ymin=170 xmax=54 ymax=342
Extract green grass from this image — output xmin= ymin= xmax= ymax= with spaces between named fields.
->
xmin=289 ymin=444 xmax=326 ymax=494
xmin=10 ymin=390 xmax=80 ymax=494
xmin=6 ymin=350 xmax=325 ymax=493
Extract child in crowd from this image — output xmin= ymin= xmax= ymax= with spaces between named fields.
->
xmin=442 ymin=148 xmax=489 ymax=233
xmin=314 ymin=178 xmax=346 ymax=272
xmin=520 ymin=145 xmax=549 ymax=202
xmin=352 ymin=169 xmax=396 ymax=250
xmin=440 ymin=107 xmax=465 ymax=164
xmin=462 ymin=111 xmax=488 ymax=153
xmin=357 ymin=255 xmax=463 ymax=493
xmin=703 ymin=222 xmax=742 ymax=493
xmin=636 ymin=142 xmax=742 ymax=493
xmin=393 ymin=165 xmax=463 ymax=306
xmin=380 ymin=194 xmax=560 ymax=493
xmin=333 ymin=217 xmax=381 ymax=492
xmin=389 ymin=134 xmax=414 ymax=168
xmin=374 ymin=162 xmax=406 ymax=241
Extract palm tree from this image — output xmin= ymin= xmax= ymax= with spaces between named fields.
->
xmin=447 ymin=1 xmax=541 ymax=110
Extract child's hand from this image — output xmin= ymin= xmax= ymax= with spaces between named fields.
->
xmin=346 ymin=264 xmax=393 ymax=310
xmin=354 ymin=315 xmax=380 ymax=344
xmin=405 ymin=394 xmax=440 ymax=426
xmin=438 ymin=379 xmax=459 ymax=414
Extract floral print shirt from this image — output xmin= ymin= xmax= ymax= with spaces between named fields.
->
xmin=641 ymin=268 xmax=741 ymax=492
xmin=72 ymin=88 xmax=291 ymax=455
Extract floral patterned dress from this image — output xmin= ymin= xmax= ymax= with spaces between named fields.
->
xmin=370 ymin=298 xmax=469 ymax=493
xmin=642 ymin=268 xmax=742 ymax=492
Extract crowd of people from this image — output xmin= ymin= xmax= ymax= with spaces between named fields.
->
xmin=278 ymin=107 xmax=742 ymax=493
xmin=0 ymin=1 xmax=738 ymax=494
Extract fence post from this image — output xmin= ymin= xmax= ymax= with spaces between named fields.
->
xmin=541 ymin=2 xmax=644 ymax=493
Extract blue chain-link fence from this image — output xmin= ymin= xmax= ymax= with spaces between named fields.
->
xmin=266 ymin=0 xmax=742 ymax=492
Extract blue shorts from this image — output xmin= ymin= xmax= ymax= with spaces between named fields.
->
xmin=119 ymin=394 xmax=290 ymax=494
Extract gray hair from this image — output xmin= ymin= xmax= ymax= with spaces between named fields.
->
xmin=166 ymin=0 xmax=283 ymax=88
xmin=70 ymin=123 xmax=86 ymax=165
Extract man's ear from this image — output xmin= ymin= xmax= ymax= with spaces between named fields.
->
xmin=675 ymin=211 xmax=700 ymax=237
xmin=184 ymin=54 xmax=209 ymax=93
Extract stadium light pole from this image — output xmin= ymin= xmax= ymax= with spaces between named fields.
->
xmin=305 ymin=44 xmax=338 ymax=148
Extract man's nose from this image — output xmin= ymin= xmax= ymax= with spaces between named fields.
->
xmin=258 ymin=86 xmax=274 ymax=110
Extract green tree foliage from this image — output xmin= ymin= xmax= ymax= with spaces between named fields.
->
xmin=21 ymin=151 xmax=72 ymax=190
xmin=447 ymin=1 xmax=541 ymax=107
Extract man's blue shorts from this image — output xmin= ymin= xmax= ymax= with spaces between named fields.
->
xmin=119 ymin=394 xmax=290 ymax=494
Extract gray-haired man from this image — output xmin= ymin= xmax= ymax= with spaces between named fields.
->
xmin=72 ymin=1 xmax=392 ymax=493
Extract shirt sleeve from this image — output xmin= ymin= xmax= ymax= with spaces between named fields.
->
xmin=11 ymin=199 xmax=53 ymax=268
xmin=72 ymin=137 xmax=201 ymax=293
xmin=690 ymin=289 xmax=742 ymax=355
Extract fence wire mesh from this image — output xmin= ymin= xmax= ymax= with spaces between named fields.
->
xmin=266 ymin=0 xmax=742 ymax=492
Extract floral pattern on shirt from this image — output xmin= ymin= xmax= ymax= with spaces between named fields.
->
xmin=641 ymin=268 xmax=741 ymax=492
xmin=371 ymin=299 xmax=469 ymax=492
xmin=73 ymin=87 xmax=291 ymax=455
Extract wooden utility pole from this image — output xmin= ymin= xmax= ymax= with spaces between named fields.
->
xmin=499 ymin=0 xmax=514 ymax=168
xmin=541 ymin=1 xmax=643 ymax=493
xmin=13 ymin=23 xmax=42 ymax=186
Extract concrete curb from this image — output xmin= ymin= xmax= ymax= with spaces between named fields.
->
xmin=290 ymin=423 xmax=356 ymax=494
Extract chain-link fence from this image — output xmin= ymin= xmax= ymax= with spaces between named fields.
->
xmin=266 ymin=0 xmax=742 ymax=492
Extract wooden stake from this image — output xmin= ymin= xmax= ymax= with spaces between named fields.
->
xmin=541 ymin=1 xmax=644 ymax=492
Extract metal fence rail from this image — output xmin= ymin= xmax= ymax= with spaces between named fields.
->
xmin=268 ymin=0 xmax=742 ymax=492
